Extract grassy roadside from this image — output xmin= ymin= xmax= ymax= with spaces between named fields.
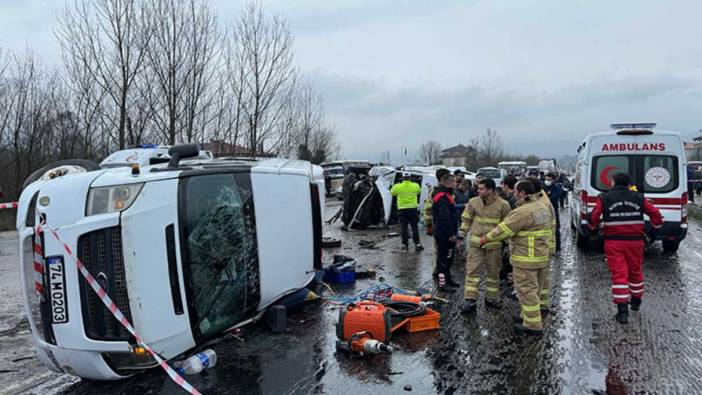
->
xmin=0 ymin=211 xmax=15 ymax=231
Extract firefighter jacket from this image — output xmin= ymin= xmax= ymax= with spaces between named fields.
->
xmin=459 ymin=194 xmax=511 ymax=250
xmin=588 ymin=186 xmax=663 ymax=240
xmin=390 ymin=180 xmax=421 ymax=210
xmin=431 ymin=186 xmax=458 ymax=240
xmin=485 ymin=194 xmax=553 ymax=269
xmin=422 ymin=186 xmax=434 ymax=226
xmin=535 ymin=191 xmax=557 ymax=254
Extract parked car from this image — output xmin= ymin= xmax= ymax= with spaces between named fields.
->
xmin=320 ymin=164 xmax=344 ymax=197
xmin=476 ymin=167 xmax=507 ymax=186
xmin=17 ymin=144 xmax=325 ymax=380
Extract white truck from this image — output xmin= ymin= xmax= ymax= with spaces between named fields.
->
xmin=17 ymin=144 xmax=325 ymax=380
xmin=569 ymin=123 xmax=688 ymax=252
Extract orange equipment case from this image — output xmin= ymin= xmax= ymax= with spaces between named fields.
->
xmin=336 ymin=301 xmax=393 ymax=342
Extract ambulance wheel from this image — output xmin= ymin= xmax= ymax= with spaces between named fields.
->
xmin=662 ymin=240 xmax=680 ymax=253
xmin=322 ymin=236 xmax=342 ymax=248
xmin=22 ymin=159 xmax=100 ymax=190
xmin=575 ymin=231 xmax=589 ymax=249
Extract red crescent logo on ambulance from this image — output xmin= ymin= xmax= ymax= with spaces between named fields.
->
xmin=599 ymin=166 xmax=618 ymax=188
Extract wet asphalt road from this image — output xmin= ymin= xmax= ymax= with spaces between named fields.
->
xmin=2 ymin=200 xmax=702 ymax=394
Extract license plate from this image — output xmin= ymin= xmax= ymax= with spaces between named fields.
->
xmin=47 ymin=256 xmax=68 ymax=324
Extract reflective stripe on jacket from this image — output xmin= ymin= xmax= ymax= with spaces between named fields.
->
xmin=536 ymin=191 xmax=557 ymax=254
xmin=485 ymin=194 xmax=553 ymax=269
xmin=459 ymin=194 xmax=511 ymax=250
xmin=423 ymin=189 xmax=433 ymax=226
xmin=391 ymin=180 xmax=421 ymax=210
xmin=589 ymin=186 xmax=663 ymax=239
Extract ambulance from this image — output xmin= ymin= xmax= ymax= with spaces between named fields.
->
xmin=569 ymin=123 xmax=688 ymax=252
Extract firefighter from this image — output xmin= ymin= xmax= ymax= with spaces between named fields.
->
xmin=458 ymin=178 xmax=512 ymax=313
xmin=481 ymin=180 xmax=553 ymax=335
xmin=499 ymin=175 xmax=519 ymax=209
xmin=391 ymin=172 xmax=424 ymax=251
xmin=587 ymin=172 xmax=663 ymax=324
xmin=529 ymin=178 xmax=557 ymax=314
xmin=432 ymin=169 xmax=461 ymax=291
xmin=423 ymin=185 xmax=438 ymax=277
xmin=498 ymin=175 xmax=518 ymax=285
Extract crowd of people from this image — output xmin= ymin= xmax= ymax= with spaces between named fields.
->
xmin=389 ymin=166 xmax=659 ymax=335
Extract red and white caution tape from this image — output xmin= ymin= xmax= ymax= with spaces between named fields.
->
xmin=0 ymin=202 xmax=18 ymax=210
xmin=33 ymin=228 xmax=45 ymax=299
xmin=37 ymin=223 xmax=201 ymax=395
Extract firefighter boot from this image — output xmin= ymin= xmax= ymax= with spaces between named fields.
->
xmin=461 ymin=299 xmax=477 ymax=315
xmin=630 ymin=297 xmax=642 ymax=311
xmin=615 ymin=303 xmax=629 ymax=324
xmin=513 ymin=323 xmax=543 ymax=336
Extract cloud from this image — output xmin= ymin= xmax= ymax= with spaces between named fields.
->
xmin=314 ymin=71 xmax=702 ymax=162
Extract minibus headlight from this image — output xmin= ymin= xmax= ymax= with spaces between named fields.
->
xmin=86 ymin=183 xmax=144 ymax=216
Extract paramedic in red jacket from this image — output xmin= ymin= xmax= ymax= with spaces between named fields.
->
xmin=588 ymin=172 xmax=663 ymax=324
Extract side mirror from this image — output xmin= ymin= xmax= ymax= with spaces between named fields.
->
xmin=168 ymin=144 xmax=200 ymax=168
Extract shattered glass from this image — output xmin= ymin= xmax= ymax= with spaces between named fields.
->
xmin=182 ymin=173 xmax=260 ymax=338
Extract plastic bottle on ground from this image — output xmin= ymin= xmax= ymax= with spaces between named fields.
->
xmin=174 ymin=349 xmax=217 ymax=375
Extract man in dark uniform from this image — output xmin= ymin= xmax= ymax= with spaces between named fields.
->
xmin=588 ymin=172 xmax=663 ymax=324
xmin=432 ymin=168 xmax=460 ymax=291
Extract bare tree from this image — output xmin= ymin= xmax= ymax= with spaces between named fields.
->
xmin=471 ymin=128 xmax=504 ymax=167
xmin=231 ymin=1 xmax=297 ymax=157
xmin=418 ymin=140 xmax=443 ymax=165
xmin=144 ymin=0 xmax=221 ymax=145
xmin=4 ymin=49 xmax=57 ymax=194
xmin=57 ymin=0 xmax=152 ymax=149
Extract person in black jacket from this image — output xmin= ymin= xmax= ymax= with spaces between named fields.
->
xmin=432 ymin=168 xmax=460 ymax=291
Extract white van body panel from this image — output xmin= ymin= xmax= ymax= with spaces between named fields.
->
xmin=120 ymin=179 xmax=196 ymax=357
xmin=251 ymin=171 xmax=315 ymax=308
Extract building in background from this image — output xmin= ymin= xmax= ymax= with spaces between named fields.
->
xmin=439 ymin=144 xmax=473 ymax=167
xmin=685 ymin=132 xmax=702 ymax=161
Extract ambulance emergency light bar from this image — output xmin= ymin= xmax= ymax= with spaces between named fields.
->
xmin=610 ymin=123 xmax=657 ymax=130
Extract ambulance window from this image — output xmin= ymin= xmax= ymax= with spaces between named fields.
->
xmin=642 ymin=155 xmax=677 ymax=193
xmin=592 ymin=156 xmax=629 ymax=191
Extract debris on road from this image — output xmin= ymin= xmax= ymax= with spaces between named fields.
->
xmin=358 ymin=239 xmax=378 ymax=249
xmin=321 ymin=236 xmax=342 ymax=248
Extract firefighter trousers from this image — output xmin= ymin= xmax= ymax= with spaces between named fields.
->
xmin=464 ymin=246 xmax=502 ymax=302
xmin=513 ymin=266 xmax=548 ymax=330
xmin=604 ymin=240 xmax=645 ymax=304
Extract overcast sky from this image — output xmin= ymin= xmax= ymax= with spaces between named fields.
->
xmin=1 ymin=0 xmax=701 ymax=162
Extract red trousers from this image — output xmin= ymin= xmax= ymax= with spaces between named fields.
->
xmin=604 ymin=240 xmax=645 ymax=304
